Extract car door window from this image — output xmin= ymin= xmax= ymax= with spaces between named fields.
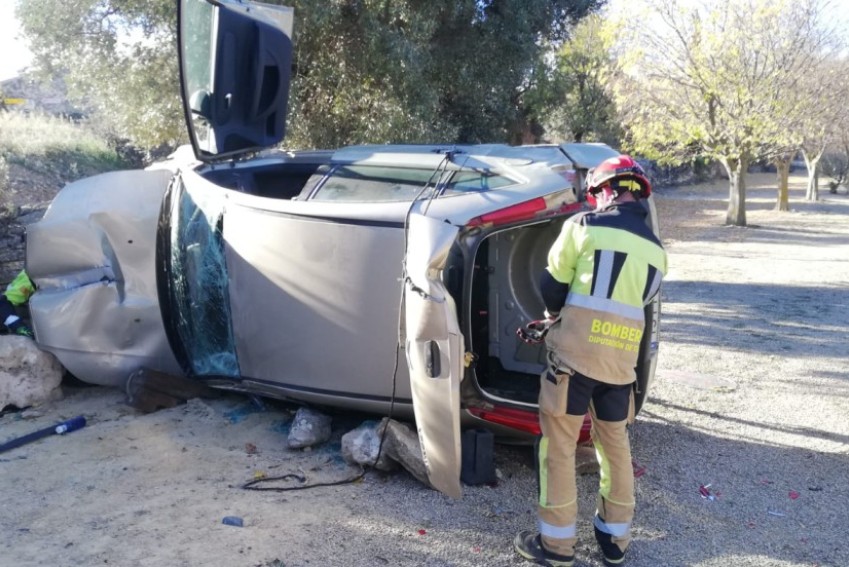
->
xmin=310 ymin=165 xmax=439 ymax=202
xmin=441 ymin=171 xmax=516 ymax=195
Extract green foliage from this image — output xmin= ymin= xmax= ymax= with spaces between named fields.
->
xmin=539 ymin=14 xmax=621 ymax=144
xmin=614 ymin=0 xmax=834 ymax=166
xmin=17 ymin=0 xmax=183 ymax=149
xmin=16 ymin=0 xmax=604 ymax=150
xmin=0 ymin=112 xmax=128 ymax=182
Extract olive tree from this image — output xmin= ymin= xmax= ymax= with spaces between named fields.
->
xmin=17 ymin=0 xmax=604 ymax=151
xmin=612 ymin=0 xmax=834 ymax=226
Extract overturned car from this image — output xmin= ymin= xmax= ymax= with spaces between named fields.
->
xmin=25 ymin=0 xmax=662 ymax=497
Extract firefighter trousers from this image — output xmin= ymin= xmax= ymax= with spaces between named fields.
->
xmin=536 ymin=368 xmax=635 ymax=558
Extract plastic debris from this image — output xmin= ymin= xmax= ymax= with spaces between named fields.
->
xmin=789 ymin=490 xmax=800 ymax=500
xmin=417 ymin=529 xmax=427 ymax=536
xmin=245 ymin=442 xmax=258 ymax=455
xmin=698 ymin=484 xmax=716 ymax=501
xmin=632 ymin=459 xmax=647 ymax=479
xmin=767 ymin=511 xmax=785 ymax=517
xmin=222 ymin=516 xmax=244 ymax=527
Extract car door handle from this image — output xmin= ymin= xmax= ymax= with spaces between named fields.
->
xmin=426 ymin=340 xmax=442 ymax=378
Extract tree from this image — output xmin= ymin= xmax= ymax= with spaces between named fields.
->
xmin=17 ymin=0 xmax=605 ymax=151
xmin=17 ymin=0 xmax=182 ymax=149
xmin=611 ymin=0 xmax=835 ymax=226
xmin=538 ymin=14 xmax=621 ymax=145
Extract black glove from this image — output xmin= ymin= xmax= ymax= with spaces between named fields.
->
xmin=517 ymin=318 xmax=554 ymax=344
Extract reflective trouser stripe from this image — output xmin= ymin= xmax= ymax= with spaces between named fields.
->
xmin=590 ymin=400 xmax=635 ymax=553
xmin=594 ymin=514 xmax=631 ymax=537
xmin=539 ymin=520 xmax=577 ymax=539
xmin=538 ymin=407 xmax=585 ymax=558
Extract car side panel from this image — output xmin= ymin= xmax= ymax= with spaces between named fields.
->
xmin=223 ymin=203 xmax=412 ymax=400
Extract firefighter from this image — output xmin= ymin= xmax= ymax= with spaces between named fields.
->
xmin=514 ymin=155 xmax=667 ymax=567
xmin=1 ymin=270 xmax=35 ymax=338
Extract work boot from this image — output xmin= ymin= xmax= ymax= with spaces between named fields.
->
xmin=513 ymin=530 xmax=574 ymax=567
xmin=8 ymin=320 xmax=34 ymax=339
xmin=594 ymin=516 xmax=627 ymax=566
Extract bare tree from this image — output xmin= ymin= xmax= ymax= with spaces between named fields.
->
xmin=612 ymin=0 xmax=837 ymax=226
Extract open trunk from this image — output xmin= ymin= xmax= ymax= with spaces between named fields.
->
xmin=466 ymin=216 xmax=659 ymax=415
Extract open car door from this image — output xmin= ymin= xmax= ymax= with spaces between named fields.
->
xmin=178 ymin=0 xmax=293 ymax=162
xmin=404 ymin=213 xmax=464 ymax=499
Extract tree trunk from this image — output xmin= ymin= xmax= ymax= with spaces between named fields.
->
xmin=806 ymin=162 xmax=820 ymax=201
xmin=802 ymin=150 xmax=822 ymax=201
xmin=774 ymin=156 xmax=791 ymax=212
xmin=722 ymin=157 xmax=747 ymax=226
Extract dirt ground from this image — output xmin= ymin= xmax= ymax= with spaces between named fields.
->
xmin=1 ymin=173 xmax=848 ymax=567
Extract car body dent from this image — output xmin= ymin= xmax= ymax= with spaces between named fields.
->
xmin=26 ymin=169 xmax=182 ymax=385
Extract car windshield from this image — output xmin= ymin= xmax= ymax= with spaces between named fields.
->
xmin=168 ymin=174 xmax=239 ymax=377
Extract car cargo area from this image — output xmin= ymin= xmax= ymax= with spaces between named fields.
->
xmin=468 ymin=219 xmax=566 ymax=405
xmin=200 ymin=161 xmax=328 ymax=200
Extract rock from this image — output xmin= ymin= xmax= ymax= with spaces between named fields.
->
xmin=287 ymin=407 xmax=332 ymax=449
xmin=383 ymin=419 xmax=431 ymax=489
xmin=340 ymin=420 xmax=396 ymax=471
xmin=0 ymin=336 xmax=63 ymax=409
xmin=576 ymin=444 xmax=600 ymax=475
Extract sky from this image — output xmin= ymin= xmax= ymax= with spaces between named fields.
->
xmin=0 ymin=1 xmax=32 ymax=82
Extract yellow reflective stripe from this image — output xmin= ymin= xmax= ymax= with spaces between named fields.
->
xmin=566 ymin=292 xmax=644 ymax=320
xmin=595 ymin=438 xmax=612 ymax=499
xmin=538 ymin=436 xmax=549 ymax=507
xmin=542 ymin=498 xmax=578 ymax=510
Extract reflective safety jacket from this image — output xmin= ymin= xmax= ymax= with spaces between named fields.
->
xmin=544 ymin=202 xmax=667 ymax=385
xmin=4 ymin=270 xmax=35 ymax=306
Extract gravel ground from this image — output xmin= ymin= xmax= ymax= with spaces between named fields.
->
xmin=1 ymin=173 xmax=847 ymax=567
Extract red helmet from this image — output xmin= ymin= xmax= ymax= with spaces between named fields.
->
xmin=585 ymin=154 xmax=651 ymax=199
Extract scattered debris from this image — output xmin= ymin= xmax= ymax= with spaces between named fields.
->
xmin=341 ymin=420 xmax=395 ymax=471
xmin=287 ymin=408 xmax=332 ymax=449
xmin=698 ymin=484 xmax=717 ymax=501
xmin=340 ymin=419 xmax=430 ymax=487
xmin=632 ymin=459 xmax=647 ymax=479
xmin=417 ymin=529 xmax=427 ymax=535
xmin=245 ymin=442 xmax=258 ymax=455
xmin=767 ymin=511 xmax=786 ymax=517
xmin=222 ymin=516 xmax=244 ymax=527
xmin=383 ymin=419 xmax=429 ymax=487
xmin=789 ymin=490 xmax=800 ymax=500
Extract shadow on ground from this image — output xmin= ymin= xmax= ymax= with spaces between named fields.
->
xmin=661 ymin=281 xmax=848 ymax=360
